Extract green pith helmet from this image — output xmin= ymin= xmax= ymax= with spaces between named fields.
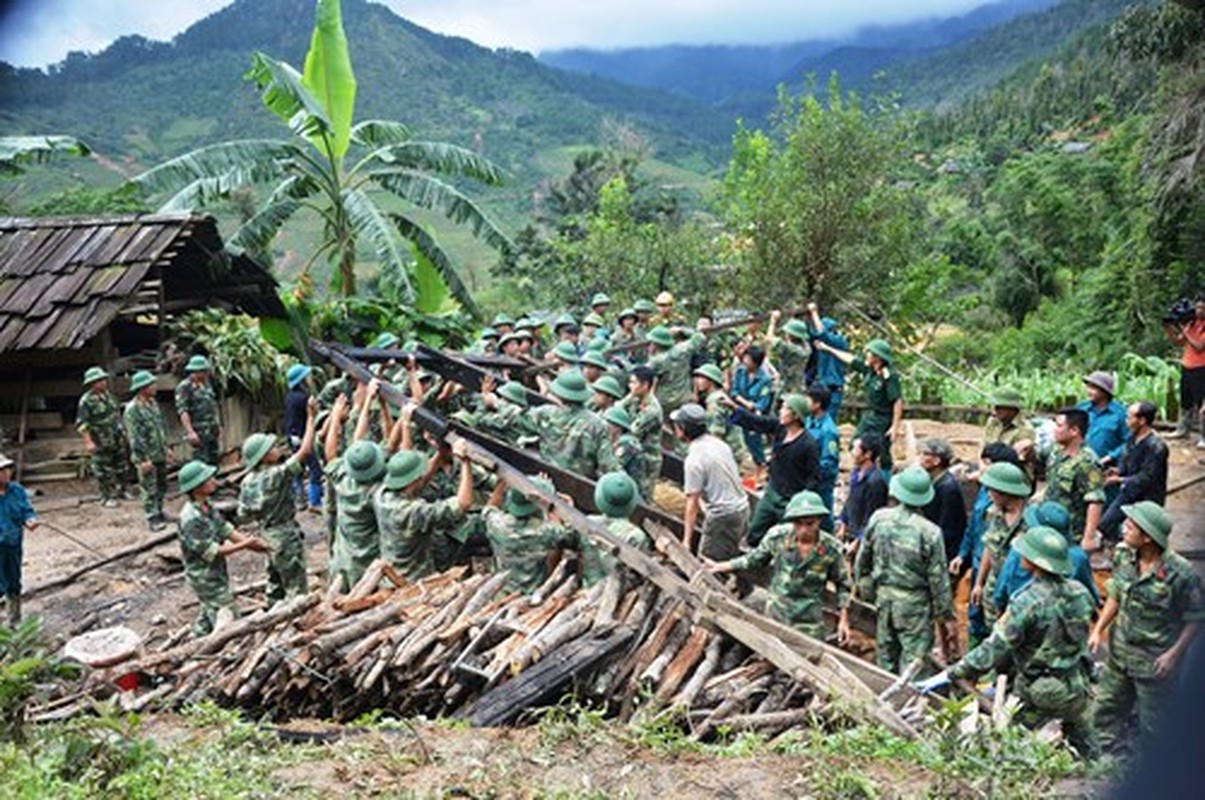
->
xmin=579 ymin=350 xmax=610 ymax=370
xmin=889 ymin=466 xmax=934 ymax=507
xmin=553 ymin=313 xmax=578 ymax=332
xmin=178 ymin=460 xmax=217 ymax=494
xmin=83 ymin=366 xmax=108 ymax=386
xmin=480 ymin=327 xmax=499 ymax=341
xmin=590 ymin=292 xmax=612 ymax=308
xmin=552 ymin=341 xmax=581 ymax=363
xmin=1013 ymin=525 xmax=1073 ymax=576
xmin=491 ymin=313 xmax=515 ymax=328
xmin=128 ymin=370 xmax=155 ymax=393
xmin=634 ymin=299 xmax=656 ymax=314
xmin=782 ymin=319 xmax=810 ymax=340
xmin=980 ymin=462 xmax=1031 ymax=498
xmin=585 ymin=337 xmax=608 ymax=352
xmin=185 ymin=355 xmax=212 ymax=373
xmin=1023 ymin=501 xmax=1072 ymax=542
xmin=505 ymin=476 xmax=553 ymax=519
xmin=692 ymin=363 xmax=724 ymax=386
xmin=241 ymin=432 xmax=278 ymax=471
xmin=645 ymin=326 xmax=674 ymax=348
xmin=583 ymin=312 xmax=606 ymax=327
xmin=594 ymin=471 xmax=639 ymax=518
xmin=616 ymin=307 xmax=638 ymax=324
xmin=782 ymin=393 xmax=808 ymax=421
xmin=865 ymin=339 xmax=893 ymax=364
xmin=1122 ymin=501 xmax=1173 ymax=548
xmin=782 ymin=490 xmax=830 ymax=520
xmin=497 ymin=382 xmax=529 ymax=407
xmin=991 ymin=388 xmax=1025 ymax=409
xmin=603 ymin=405 xmax=633 ymax=432
xmin=550 ymin=370 xmax=591 ymax=404
xmin=498 ymin=332 xmax=524 ymax=348
xmin=371 ymin=332 xmax=400 ymax=349
xmin=345 ymin=441 xmax=386 ymax=484
xmin=384 ymin=450 xmax=429 ymax=491
xmin=591 ymin=375 xmax=625 ymax=400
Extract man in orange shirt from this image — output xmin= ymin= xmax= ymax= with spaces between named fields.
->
xmin=1165 ymin=297 xmax=1205 ymax=446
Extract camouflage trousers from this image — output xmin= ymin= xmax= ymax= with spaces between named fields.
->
xmin=640 ymin=455 xmax=661 ymax=507
xmin=875 ymin=593 xmax=937 ymax=678
xmin=1016 ymin=681 xmax=1098 ymax=759
xmin=1092 ymin=661 xmax=1175 ymax=754
xmin=90 ymin=442 xmax=127 ymax=500
xmin=192 ymin=430 xmax=221 ymax=466
xmin=187 ymin=576 xmax=237 ymax=637
xmin=135 ymin=460 xmax=168 ymax=520
xmin=263 ymin=524 xmax=308 ymax=603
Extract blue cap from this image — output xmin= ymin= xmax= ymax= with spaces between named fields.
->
xmin=286 ymin=364 xmax=313 ymax=389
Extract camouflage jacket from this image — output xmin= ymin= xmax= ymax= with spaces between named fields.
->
xmin=482 ymin=507 xmax=576 ymax=594
xmin=373 ymin=487 xmax=464 ymax=580
xmin=1044 ymin=446 xmax=1104 ymax=543
xmin=239 ymin=459 xmax=302 ymax=533
xmin=981 ymin=506 xmax=1028 ymax=585
xmin=1106 ymin=545 xmax=1205 ymax=678
xmin=76 ymin=390 xmax=124 ymax=447
xmin=530 ymin=403 xmax=618 ymax=480
xmin=732 ymin=525 xmax=850 ymax=636
xmin=704 ymin=388 xmax=746 ymax=457
xmin=619 ymin=394 xmax=664 ymax=471
xmin=855 ymin=505 xmax=953 ymax=620
xmin=649 ymin=332 xmax=705 ymax=411
xmin=475 ymin=402 xmax=536 ymax=445
xmin=615 ymin=433 xmax=649 ymax=499
xmin=178 ymin=498 xmax=233 ymax=595
xmin=326 ymin=458 xmax=381 ymax=589
xmin=983 ymin=416 xmax=1036 ymax=449
xmin=771 ymin=339 xmax=811 ymax=394
xmin=580 ymin=515 xmax=652 ymax=586
xmin=123 ymin=397 xmax=167 ymax=463
xmin=951 ymin=575 xmax=1095 ymax=697
xmin=174 ymin=378 xmax=220 ymax=434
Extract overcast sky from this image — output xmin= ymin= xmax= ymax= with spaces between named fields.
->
xmin=0 ymin=0 xmax=994 ymax=68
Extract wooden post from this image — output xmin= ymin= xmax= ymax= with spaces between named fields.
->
xmin=15 ymin=368 xmax=31 ymax=480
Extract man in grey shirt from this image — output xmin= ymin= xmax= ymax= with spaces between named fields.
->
xmin=673 ymin=403 xmax=750 ymax=561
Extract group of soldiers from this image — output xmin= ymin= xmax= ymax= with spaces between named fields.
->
xmin=5 ymin=290 xmax=1194 ymax=761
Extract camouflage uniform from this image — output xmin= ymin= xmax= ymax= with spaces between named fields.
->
xmin=175 ymin=378 xmax=221 ymax=465
xmin=317 ymin=376 xmax=353 ymax=412
xmin=474 ymin=402 xmax=536 ymax=446
xmin=648 ymin=332 xmax=705 ymax=411
xmin=704 ymin=388 xmax=747 ymax=464
xmin=373 ymin=487 xmax=466 ymax=581
xmin=325 ymin=459 xmax=382 ymax=591
xmin=529 ymin=404 xmax=618 ymax=480
xmin=123 ymin=396 xmax=168 ymax=520
xmin=731 ymin=525 xmax=850 ymax=640
xmin=771 ymin=339 xmax=810 ymax=394
xmin=619 ymin=394 xmax=663 ymax=501
xmin=1094 ymin=545 xmax=1205 ymax=751
xmin=983 ymin=416 xmax=1036 ymax=451
xmin=950 ymin=575 xmax=1099 ymax=758
xmin=580 ymin=515 xmax=652 ymax=587
xmin=239 ymin=459 xmax=307 ymax=602
xmin=481 ymin=506 xmax=576 ymax=594
xmin=1044 ymin=446 xmax=1104 ymax=544
xmin=979 ymin=507 xmax=1028 ymax=628
xmin=855 ymin=505 xmax=953 ymax=677
xmin=615 ymin=433 xmax=649 ymax=502
xmin=76 ymin=389 xmax=127 ymax=501
xmin=178 ymin=498 xmax=238 ymax=636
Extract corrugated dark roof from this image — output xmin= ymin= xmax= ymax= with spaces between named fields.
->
xmin=0 ymin=213 xmax=283 ymax=353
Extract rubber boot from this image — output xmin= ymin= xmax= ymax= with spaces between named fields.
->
xmin=6 ymin=593 xmax=20 ymax=626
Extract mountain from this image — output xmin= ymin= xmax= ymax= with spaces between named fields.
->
xmin=540 ymin=0 xmax=1059 ymax=107
xmin=0 ymin=0 xmax=733 ymax=187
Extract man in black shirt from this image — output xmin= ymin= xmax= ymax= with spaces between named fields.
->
xmin=837 ymin=433 xmax=889 ymax=556
xmin=1099 ymin=400 xmax=1169 ymax=542
xmin=920 ymin=437 xmax=968 ymax=561
xmin=284 ymin=364 xmax=322 ymax=511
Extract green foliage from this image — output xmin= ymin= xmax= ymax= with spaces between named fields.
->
xmin=0 ymin=618 xmax=82 ymax=744
xmin=25 ymin=183 xmax=149 ymax=216
xmin=170 ymin=309 xmax=288 ymax=398
xmin=0 ymin=136 xmax=90 ymax=176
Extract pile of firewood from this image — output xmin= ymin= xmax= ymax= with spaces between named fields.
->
xmin=87 ymin=559 xmax=914 ymax=737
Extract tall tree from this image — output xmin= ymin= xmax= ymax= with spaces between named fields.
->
xmin=132 ymin=0 xmax=509 ymax=313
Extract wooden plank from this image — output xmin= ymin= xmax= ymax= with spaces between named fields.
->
xmin=0 ymin=411 xmax=63 ymax=431
xmin=15 ymin=368 xmax=31 ymax=480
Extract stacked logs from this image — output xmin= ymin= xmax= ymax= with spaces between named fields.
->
xmin=91 ymin=560 xmax=850 ymax=737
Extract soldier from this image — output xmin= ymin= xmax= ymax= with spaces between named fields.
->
xmin=652 ymin=290 xmax=682 ymax=327
xmin=647 ymin=324 xmax=706 ymax=412
xmin=176 ymin=460 xmax=269 ymax=636
xmin=804 ymin=385 xmax=840 ymax=527
xmin=765 ymin=311 xmax=811 ymax=394
xmin=1045 ymin=407 xmax=1105 ymax=549
xmin=582 ymin=312 xmax=606 ymax=343
xmin=0 ymin=452 xmax=39 ymax=626
xmin=284 ymin=364 xmax=323 ymax=512
xmin=581 ymin=471 xmax=651 ymax=587
xmin=474 ymin=377 xmax=535 ymax=445
xmin=550 ymin=340 xmax=581 ymax=372
xmin=693 ymin=362 xmax=746 ymax=463
xmin=673 ymin=403 xmax=749 ymax=561
xmin=323 ymin=390 xmax=387 ymax=591
xmin=968 ymin=461 xmax=1031 ymax=629
xmin=238 ymin=396 xmax=317 ymax=603
xmin=589 ymin=292 xmax=612 ymax=320
xmin=1090 ymin=502 xmax=1204 ymax=753
xmin=805 ymin=303 xmax=849 ymax=420
xmin=926 ymin=526 xmax=1100 ymax=759
xmin=373 ymin=439 xmax=473 ymax=581
xmin=609 ymin=308 xmax=640 ymax=354
xmin=707 ymin=490 xmax=851 ymax=644
xmin=481 ymin=476 xmax=577 ymax=594
xmin=815 ymin=337 xmax=903 ymax=471
xmin=854 ymin=466 xmax=957 ymax=676
xmin=123 ymin=370 xmax=170 ymax=530
xmin=529 ymin=370 xmax=618 ymax=480
xmin=993 ymin=501 xmax=1099 ymax=614
xmin=580 ymin=351 xmax=611 ymax=386
xmin=175 ymin=355 xmax=222 ymax=465
xmin=602 ymin=406 xmax=648 ymax=500
xmin=490 ymin=313 xmax=515 ymax=336
xmin=589 ymin=374 xmax=625 ymax=414
xmin=633 ymin=298 xmax=656 ymax=332
xmin=76 ymin=366 xmax=129 ymax=507
xmin=982 ymin=388 xmax=1036 ymax=469
xmin=619 ymin=366 xmax=663 ymax=503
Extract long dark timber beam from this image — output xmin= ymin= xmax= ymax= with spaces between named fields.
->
xmin=311 ymin=340 xmax=920 ymax=737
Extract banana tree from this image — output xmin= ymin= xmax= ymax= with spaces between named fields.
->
xmin=132 ymin=0 xmax=508 ymax=313
xmin=0 ymin=135 xmax=91 ymax=175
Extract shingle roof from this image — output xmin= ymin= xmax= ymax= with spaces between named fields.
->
xmin=0 ymin=212 xmax=282 ymax=353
